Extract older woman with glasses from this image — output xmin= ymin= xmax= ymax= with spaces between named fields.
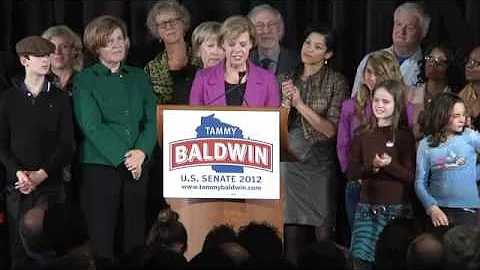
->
xmin=144 ymin=0 xmax=203 ymax=231
xmin=145 ymin=0 xmax=201 ymax=105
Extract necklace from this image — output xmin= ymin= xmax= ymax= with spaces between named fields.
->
xmin=385 ymin=127 xmax=395 ymax=147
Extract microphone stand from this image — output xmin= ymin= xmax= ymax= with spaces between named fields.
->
xmin=206 ymin=71 xmax=248 ymax=106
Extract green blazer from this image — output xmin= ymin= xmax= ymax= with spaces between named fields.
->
xmin=73 ymin=63 xmax=157 ymax=167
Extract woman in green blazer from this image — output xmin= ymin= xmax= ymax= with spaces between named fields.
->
xmin=72 ymin=15 xmax=157 ymax=265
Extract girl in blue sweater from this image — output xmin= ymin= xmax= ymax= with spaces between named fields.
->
xmin=416 ymin=92 xmax=480 ymax=227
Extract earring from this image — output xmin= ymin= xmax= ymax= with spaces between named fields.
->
xmin=324 ymin=59 xmax=328 ymax=65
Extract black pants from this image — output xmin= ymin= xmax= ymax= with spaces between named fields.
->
xmin=440 ymin=207 xmax=477 ymax=227
xmin=79 ymin=164 xmax=147 ymax=261
xmin=145 ymin=145 xmax=169 ymax=229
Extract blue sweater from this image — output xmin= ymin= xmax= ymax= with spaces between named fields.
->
xmin=415 ymin=128 xmax=480 ymax=211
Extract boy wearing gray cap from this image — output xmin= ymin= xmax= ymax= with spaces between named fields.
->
xmin=0 ymin=36 xmax=73 ymax=268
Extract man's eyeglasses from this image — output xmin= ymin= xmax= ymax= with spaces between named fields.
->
xmin=254 ymin=21 xmax=279 ymax=30
xmin=424 ymin=55 xmax=448 ymax=67
xmin=465 ymin=58 xmax=480 ymax=68
xmin=156 ymin=17 xmax=182 ymax=29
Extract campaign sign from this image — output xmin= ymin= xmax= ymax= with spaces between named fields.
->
xmin=163 ymin=109 xmax=280 ymax=199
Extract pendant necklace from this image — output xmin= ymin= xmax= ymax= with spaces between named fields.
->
xmin=385 ymin=128 xmax=395 ymax=148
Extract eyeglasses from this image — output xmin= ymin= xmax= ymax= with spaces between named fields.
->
xmin=465 ymin=58 xmax=480 ymax=68
xmin=424 ymin=55 xmax=448 ymax=67
xmin=254 ymin=21 xmax=279 ymax=30
xmin=156 ymin=17 xmax=182 ymax=29
xmin=54 ymin=43 xmax=73 ymax=53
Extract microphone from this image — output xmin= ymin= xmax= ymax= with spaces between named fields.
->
xmin=238 ymin=71 xmax=246 ymax=81
xmin=237 ymin=71 xmax=249 ymax=106
xmin=206 ymin=71 xmax=248 ymax=106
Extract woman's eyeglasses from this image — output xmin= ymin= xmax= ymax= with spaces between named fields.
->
xmin=156 ymin=17 xmax=182 ymax=29
xmin=465 ymin=58 xmax=480 ymax=68
xmin=424 ymin=55 xmax=448 ymax=67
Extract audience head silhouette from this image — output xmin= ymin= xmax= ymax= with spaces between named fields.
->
xmin=146 ymin=208 xmax=187 ymax=255
xmin=202 ymin=223 xmax=237 ymax=252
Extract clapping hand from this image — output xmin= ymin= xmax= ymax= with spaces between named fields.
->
xmin=281 ymin=80 xmax=302 ymax=108
xmin=372 ymin=153 xmax=392 ymax=172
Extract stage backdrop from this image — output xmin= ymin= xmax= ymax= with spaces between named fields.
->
xmin=1 ymin=0 xmax=480 ymax=88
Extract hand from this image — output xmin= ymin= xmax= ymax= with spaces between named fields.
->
xmin=428 ymin=205 xmax=449 ymax=227
xmin=380 ymin=153 xmax=392 ymax=166
xmin=130 ymin=165 xmax=143 ymax=181
xmin=25 ymin=169 xmax=48 ymax=187
xmin=470 ymin=100 xmax=480 ymax=119
xmin=124 ymin=149 xmax=146 ymax=180
xmin=373 ymin=153 xmax=391 ymax=168
xmin=281 ymin=80 xmax=303 ymax=108
xmin=14 ymin=170 xmax=34 ymax=194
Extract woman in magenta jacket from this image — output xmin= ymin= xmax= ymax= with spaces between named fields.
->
xmin=189 ymin=15 xmax=280 ymax=107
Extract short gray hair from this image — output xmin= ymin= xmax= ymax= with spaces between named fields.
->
xmin=247 ymin=4 xmax=284 ymax=40
xmin=394 ymin=2 xmax=431 ymax=35
xmin=146 ymin=0 xmax=191 ymax=38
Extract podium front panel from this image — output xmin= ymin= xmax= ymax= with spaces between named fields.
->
xmin=162 ymin=109 xmax=280 ymax=199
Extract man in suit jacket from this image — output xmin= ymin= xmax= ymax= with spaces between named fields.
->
xmin=247 ymin=4 xmax=300 ymax=76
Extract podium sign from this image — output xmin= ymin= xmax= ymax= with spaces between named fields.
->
xmin=163 ymin=109 xmax=280 ymax=199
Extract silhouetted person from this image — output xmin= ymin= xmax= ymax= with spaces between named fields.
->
xmin=237 ymin=221 xmax=286 ymax=268
xmin=443 ymin=225 xmax=480 ymax=269
xmin=406 ymin=232 xmax=444 ymax=270
xmin=374 ymin=218 xmax=422 ymax=270
xmin=43 ymin=202 xmax=95 ymax=269
xmin=297 ymin=240 xmax=348 ymax=270
xmin=202 ymin=224 xmax=237 ymax=252
xmin=146 ymin=208 xmax=187 ymax=256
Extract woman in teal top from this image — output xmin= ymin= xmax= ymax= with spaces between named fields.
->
xmin=72 ymin=15 xmax=157 ymax=264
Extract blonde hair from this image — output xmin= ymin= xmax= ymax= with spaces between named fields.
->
xmin=219 ymin=15 xmax=256 ymax=47
xmin=42 ymin=25 xmax=84 ymax=71
xmin=355 ymin=50 xmax=404 ymax=116
xmin=146 ymin=0 xmax=191 ymax=38
xmin=191 ymin=21 xmax=221 ymax=54
xmin=83 ymin=15 xmax=129 ymax=57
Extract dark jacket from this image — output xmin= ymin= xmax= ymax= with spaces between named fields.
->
xmin=0 ymin=75 xmax=74 ymax=187
xmin=250 ymin=47 xmax=300 ymax=76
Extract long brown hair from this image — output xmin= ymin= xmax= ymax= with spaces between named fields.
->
xmin=358 ymin=80 xmax=410 ymax=142
xmin=423 ymin=92 xmax=464 ymax=147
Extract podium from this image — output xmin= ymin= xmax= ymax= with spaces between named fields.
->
xmin=157 ymin=105 xmax=293 ymax=259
